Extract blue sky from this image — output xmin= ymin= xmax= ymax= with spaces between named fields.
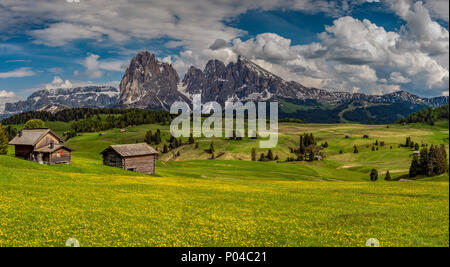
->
xmin=0 ymin=0 xmax=448 ymax=109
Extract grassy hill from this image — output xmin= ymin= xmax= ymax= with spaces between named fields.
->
xmin=0 ymin=121 xmax=448 ymax=246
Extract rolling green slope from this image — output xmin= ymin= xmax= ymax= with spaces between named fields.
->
xmin=0 ymin=121 xmax=448 ymax=246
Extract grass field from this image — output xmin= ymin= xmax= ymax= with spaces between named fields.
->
xmin=0 ymin=121 xmax=448 ymax=246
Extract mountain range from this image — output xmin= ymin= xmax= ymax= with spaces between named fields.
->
xmin=1 ymin=51 xmax=448 ymax=123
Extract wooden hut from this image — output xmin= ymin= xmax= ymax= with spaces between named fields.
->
xmin=8 ymin=128 xmax=73 ymax=164
xmin=101 ymin=143 xmax=158 ymax=174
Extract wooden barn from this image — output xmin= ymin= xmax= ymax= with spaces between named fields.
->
xmin=101 ymin=143 xmax=158 ymax=174
xmin=8 ymin=128 xmax=73 ymax=164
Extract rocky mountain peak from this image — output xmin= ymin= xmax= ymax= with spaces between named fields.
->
xmin=118 ymin=51 xmax=187 ymax=109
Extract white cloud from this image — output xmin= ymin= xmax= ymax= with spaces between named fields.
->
xmin=200 ymin=12 xmax=447 ymax=96
xmin=0 ymin=90 xmax=18 ymax=113
xmin=392 ymin=0 xmax=449 ymax=56
xmin=0 ymin=67 xmax=35 ymax=78
xmin=389 ymin=72 xmax=411 ymax=84
xmin=29 ymin=23 xmax=104 ymax=47
xmin=424 ymin=0 xmax=449 ymax=22
xmin=81 ymin=53 xmax=128 ymax=78
xmin=45 ymin=76 xmax=73 ymax=90
xmin=0 ymin=0 xmax=448 ymax=97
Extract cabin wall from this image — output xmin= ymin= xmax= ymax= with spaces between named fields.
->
xmin=48 ymin=149 xmax=71 ymax=164
xmin=103 ymin=151 xmax=124 ymax=168
xmin=14 ymin=145 xmax=34 ymax=159
xmin=123 ymin=155 xmax=156 ymax=174
xmin=35 ymin=133 xmax=60 ymax=149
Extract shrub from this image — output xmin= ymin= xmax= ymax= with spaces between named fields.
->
xmin=370 ymin=168 xmax=378 ymax=181
xmin=24 ymin=119 xmax=46 ymax=129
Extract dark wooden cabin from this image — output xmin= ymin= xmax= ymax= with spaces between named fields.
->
xmin=101 ymin=143 xmax=158 ymax=174
xmin=8 ymin=128 xmax=73 ymax=164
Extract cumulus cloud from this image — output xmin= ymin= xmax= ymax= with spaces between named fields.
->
xmin=198 ymin=12 xmax=448 ymax=96
xmin=389 ymin=72 xmax=411 ymax=84
xmin=0 ymin=0 xmax=448 ymax=97
xmin=0 ymin=90 xmax=18 ymax=113
xmin=0 ymin=67 xmax=35 ymax=78
xmin=45 ymin=76 xmax=72 ymax=90
xmin=80 ymin=53 xmax=128 ymax=79
xmin=209 ymin=39 xmax=230 ymax=50
xmin=388 ymin=0 xmax=449 ymax=56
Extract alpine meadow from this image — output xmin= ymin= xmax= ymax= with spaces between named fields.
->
xmin=0 ymin=0 xmax=449 ymax=249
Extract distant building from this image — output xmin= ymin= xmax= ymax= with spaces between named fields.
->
xmin=101 ymin=143 xmax=158 ymax=174
xmin=8 ymin=129 xmax=73 ymax=164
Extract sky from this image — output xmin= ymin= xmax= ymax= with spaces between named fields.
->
xmin=0 ymin=0 xmax=449 ymax=110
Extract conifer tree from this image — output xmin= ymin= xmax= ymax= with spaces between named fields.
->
xmin=409 ymin=155 xmax=419 ymax=177
xmin=385 ymin=170 xmax=392 ymax=181
xmin=370 ymin=168 xmax=378 ymax=181
xmin=209 ymin=142 xmax=215 ymax=154
xmin=251 ymin=148 xmax=257 ymax=161
xmin=0 ymin=123 xmax=8 ymax=155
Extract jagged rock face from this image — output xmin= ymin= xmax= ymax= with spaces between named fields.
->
xmin=182 ymin=56 xmax=309 ymax=103
xmin=119 ymin=51 xmax=188 ymax=109
xmin=181 ymin=55 xmax=449 ymax=107
xmin=4 ymin=86 xmax=118 ymax=114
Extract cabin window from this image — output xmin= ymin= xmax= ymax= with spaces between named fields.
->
xmin=127 ymin=168 xmax=135 ymax=172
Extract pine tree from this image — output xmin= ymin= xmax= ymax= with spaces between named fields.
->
xmin=426 ymin=145 xmax=436 ymax=176
xmin=418 ymin=147 xmax=428 ymax=174
xmin=384 ymin=170 xmax=392 ymax=181
xmin=274 ymin=155 xmax=279 ymax=161
xmin=372 ymin=146 xmax=375 ymax=151
xmin=155 ymin=129 xmax=162 ymax=145
xmin=251 ymin=148 xmax=257 ymax=161
xmin=209 ymin=142 xmax=215 ymax=154
xmin=414 ymin=143 xmax=420 ymax=150
xmin=267 ymin=149 xmax=274 ymax=161
xmin=339 ymin=150 xmax=343 ymax=154
xmin=195 ymin=142 xmax=199 ymax=149
xmin=405 ymin=137 xmax=411 ymax=147
xmin=440 ymin=144 xmax=449 ymax=173
xmin=163 ymin=144 xmax=168 ymax=153
xmin=0 ymin=123 xmax=8 ymax=155
xmin=370 ymin=168 xmax=378 ymax=181
xmin=144 ymin=130 xmax=153 ymax=144
xmin=189 ymin=133 xmax=195 ymax=144
xmin=353 ymin=145 xmax=358 ymax=153
xmin=409 ymin=155 xmax=419 ymax=177
xmin=259 ymin=153 xmax=265 ymax=162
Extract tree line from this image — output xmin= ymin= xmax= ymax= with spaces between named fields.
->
xmin=70 ymin=110 xmax=172 ymax=133
xmin=409 ymin=145 xmax=448 ymax=178
xmin=398 ymin=105 xmax=449 ymax=125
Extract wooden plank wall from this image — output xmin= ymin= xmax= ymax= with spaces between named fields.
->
xmin=123 ymin=155 xmax=156 ymax=174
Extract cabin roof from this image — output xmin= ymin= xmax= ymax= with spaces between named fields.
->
xmin=34 ymin=144 xmax=74 ymax=153
xmin=101 ymin=143 xmax=158 ymax=157
xmin=8 ymin=129 xmax=62 ymax=146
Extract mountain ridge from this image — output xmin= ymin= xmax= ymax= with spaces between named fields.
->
xmin=1 ymin=51 xmax=448 ymax=123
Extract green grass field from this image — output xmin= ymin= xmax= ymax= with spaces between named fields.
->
xmin=0 ymin=121 xmax=448 ymax=246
